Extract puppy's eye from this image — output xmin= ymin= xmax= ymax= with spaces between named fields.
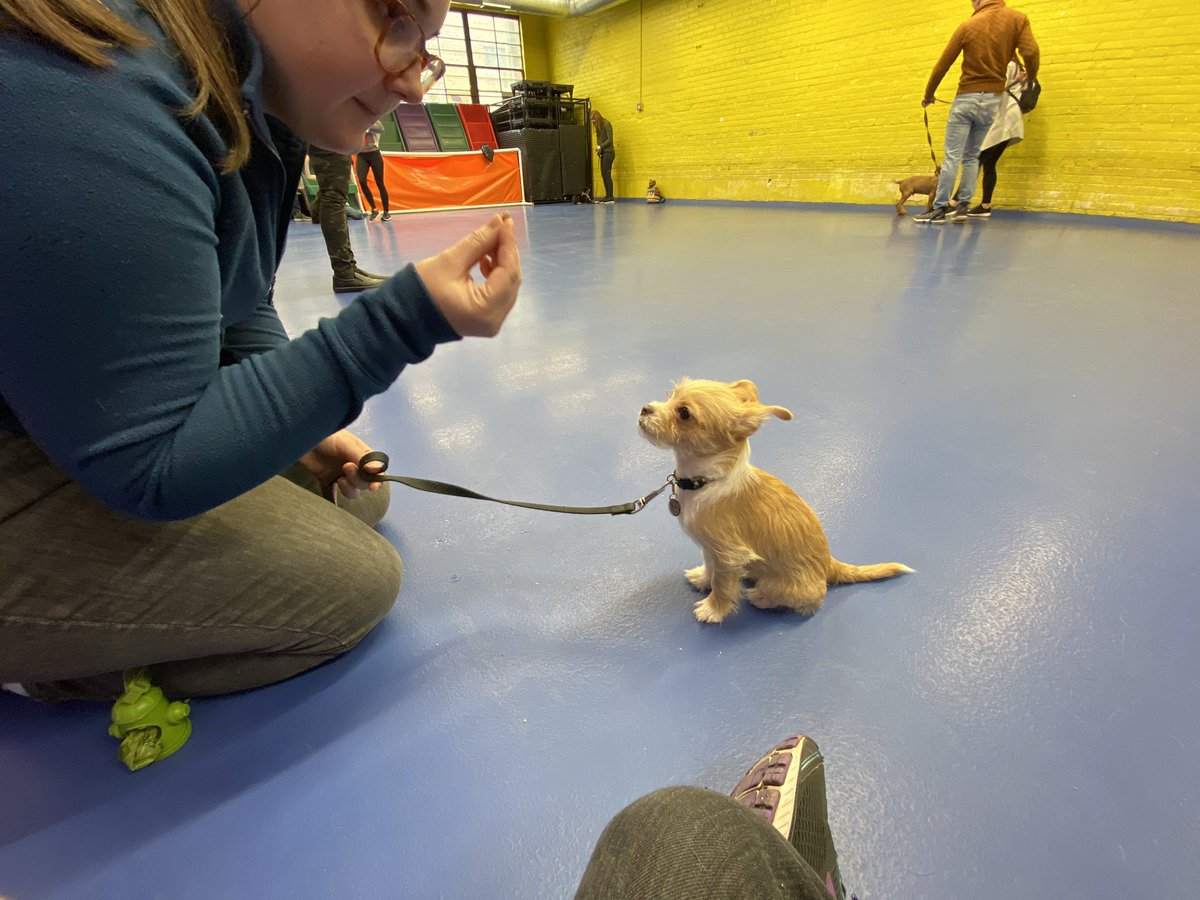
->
xmin=678 ymin=406 xmax=692 ymax=421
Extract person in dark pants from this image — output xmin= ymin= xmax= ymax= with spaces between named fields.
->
xmin=309 ymin=146 xmax=387 ymax=293
xmin=968 ymin=58 xmax=1028 ymax=217
xmin=576 ymin=734 xmax=853 ymax=900
xmin=356 ymin=120 xmax=391 ymax=220
xmin=591 ymin=109 xmax=615 ymax=203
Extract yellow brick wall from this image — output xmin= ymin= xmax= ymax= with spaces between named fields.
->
xmin=542 ymin=0 xmax=1200 ymax=223
xmin=518 ymin=13 xmax=551 ymax=82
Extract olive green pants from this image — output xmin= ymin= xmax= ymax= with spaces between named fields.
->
xmin=308 ymin=146 xmax=358 ymax=278
xmin=0 ymin=431 xmax=401 ymax=701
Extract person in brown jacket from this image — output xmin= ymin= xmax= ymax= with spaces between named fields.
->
xmin=913 ymin=0 xmax=1039 ymax=224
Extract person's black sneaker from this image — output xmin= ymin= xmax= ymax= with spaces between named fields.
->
xmin=369 ymin=209 xmax=379 ymax=221
xmin=333 ymin=271 xmax=386 ymax=293
xmin=912 ymin=205 xmax=949 ymax=224
xmin=732 ymin=735 xmax=850 ymax=900
xmin=967 ymin=205 xmax=992 ymax=218
xmin=947 ymin=204 xmax=971 ymax=223
xmin=598 ymin=197 xmax=615 ymax=204
xmin=381 ymin=211 xmax=392 ymax=221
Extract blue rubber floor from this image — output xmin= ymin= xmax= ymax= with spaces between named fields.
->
xmin=2 ymin=202 xmax=1198 ymax=898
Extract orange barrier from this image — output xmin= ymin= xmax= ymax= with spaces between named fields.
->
xmin=361 ymin=149 xmax=527 ymax=214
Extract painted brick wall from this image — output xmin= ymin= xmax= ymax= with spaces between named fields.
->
xmin=537 ymin=0 xmax=1200 ymax=222
xmin=518 ymin=12 xmax=551 ymax=82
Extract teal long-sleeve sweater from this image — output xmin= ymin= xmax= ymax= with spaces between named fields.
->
xmin=0 ymin=0 xmax=460 ymax=520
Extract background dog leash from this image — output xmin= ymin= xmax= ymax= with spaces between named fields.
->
xmin=354 ymin=451 xmax=675 ymax=516
xmin=922 ymin=97 xmax=952 ymax=168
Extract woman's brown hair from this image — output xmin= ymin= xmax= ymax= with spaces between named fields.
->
xmin=0 ymin=0 xmax=250 ymax=172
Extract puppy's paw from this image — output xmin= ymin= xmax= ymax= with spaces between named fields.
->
xmin=684 ymin=564 xmax=710 ymax=592
xmin=693 ymin=596 xmax=729 ymax=624
xmin=745 ymin=585 xmax=777 ymax=609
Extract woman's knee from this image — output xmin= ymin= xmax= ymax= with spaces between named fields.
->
xmin=311 ymin=526 xmax=403 ymax=647
xmin=249 ymin=481 xmax=404 ymax=646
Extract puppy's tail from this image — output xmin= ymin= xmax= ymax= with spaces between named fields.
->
xmin=827 ymin=558 xmax=914 ymax=584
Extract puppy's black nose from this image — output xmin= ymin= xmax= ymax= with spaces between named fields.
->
xmin=640 ymin=405 xmax=652 ymax=416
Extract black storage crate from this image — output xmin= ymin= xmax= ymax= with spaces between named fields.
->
xmin=496 ymin=128 xmax=563 ymax=203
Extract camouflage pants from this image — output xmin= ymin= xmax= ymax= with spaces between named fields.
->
xmin=308 ymin=147 xmax=357 ymax=277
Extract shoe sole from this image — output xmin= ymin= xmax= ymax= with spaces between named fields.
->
xmin=968 ymin=213 xmax=992 ymax=218
xmin=730 ymin=735 xmax=818 ymax=841
xmin=732 ymin=735 xmax=848 ymax=900
xmin=333 ymin=284 xmax=384 ymax=293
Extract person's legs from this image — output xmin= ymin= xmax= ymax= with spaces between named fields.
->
xmin=575 ymin=787 xmax=833 ymax=900
xmin=355 ymin=153 xmax=377 ymax=212
xmin=933 ymin=95 xmax=973 ymax=209
xmin=0 ymin=431 xmax=401 ymax=702
xmin=954 ymin=94 xmax=1003 ymax=207
xmin=979 ymin=139 xmax=1010 ymax=206
xmin=600 ymin=152 xmax=615 ymax=201
xmin=367 ymin=150 xmax=390 ymax=214
xmin=309 ymin=148 xmax=357 ymax=278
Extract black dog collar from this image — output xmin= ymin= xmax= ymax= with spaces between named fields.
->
xmin=674 ymin=475 xmax=716 ymax=491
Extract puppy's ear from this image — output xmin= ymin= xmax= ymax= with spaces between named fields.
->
xmin=730 ymin=402 xmax=792 ymax=439
xmin=728 ymin=379 xmax=759 ymax=403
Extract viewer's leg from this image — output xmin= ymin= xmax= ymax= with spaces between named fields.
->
xmin=576 ymin=788 xmax=832 ymax=900
xmin=0 ymin=432 xmax=401 ymax=701
xmin=577 ymin=735 xmax=848 ymax=900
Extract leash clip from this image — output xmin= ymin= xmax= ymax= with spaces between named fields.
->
xmin=628 ymin=474 xmax=676 ymax=515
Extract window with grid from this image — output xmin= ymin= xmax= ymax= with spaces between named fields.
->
xmin=423 ymin=11 xmax=524 ymax=107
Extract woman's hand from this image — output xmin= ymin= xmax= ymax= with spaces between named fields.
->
xmin=415 ymin=213 xmax=521 ymax=338
xmin=299 ymin=429 xmax=385 ymax=501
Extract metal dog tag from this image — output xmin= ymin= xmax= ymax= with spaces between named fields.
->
xmin=668 ymin=497 xmax=681 ymax=516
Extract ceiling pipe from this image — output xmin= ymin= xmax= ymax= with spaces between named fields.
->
xmin=454 ymin=0 xmax=636 ymax=17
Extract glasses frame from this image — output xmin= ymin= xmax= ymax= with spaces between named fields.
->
xmin=374 ymin=0 xmax=447 ymax=93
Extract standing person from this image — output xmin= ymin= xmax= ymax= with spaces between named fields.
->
xmin=0 ymin=0 xmax=522 ymax=702
xmin=591 ymin=109 xmax=615 ymax=204
xmin=309 ymin=145 xmax=385 ymax=292
xmin=914 ymin=0 xmax=1039 ymax=225
xmin=969 ymin=58 xmax=1027 ymax=217
xmin=356 ymin=119 xmax=391 ymax=221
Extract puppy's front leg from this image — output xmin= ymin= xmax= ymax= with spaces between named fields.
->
xmin=694 ymin=562 xmax=741 ymax=624
xmin=684 ymin=549 xmax=715 ymax=593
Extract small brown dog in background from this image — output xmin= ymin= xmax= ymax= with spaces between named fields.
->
xmin=639 ymin=378 xmax=913 ymax=624
xmin=893 ymin=165 xmax=941 ymax=216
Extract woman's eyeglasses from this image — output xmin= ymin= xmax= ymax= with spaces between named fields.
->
xmin=374 ymin=0 xmax=447 ymax=94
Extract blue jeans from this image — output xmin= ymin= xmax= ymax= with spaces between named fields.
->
xmin=934 ymin=92 xmax=1002 ymax=208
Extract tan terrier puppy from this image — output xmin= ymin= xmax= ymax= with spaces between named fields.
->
xmin=639 ymin=378 xmax=913 ymax=624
